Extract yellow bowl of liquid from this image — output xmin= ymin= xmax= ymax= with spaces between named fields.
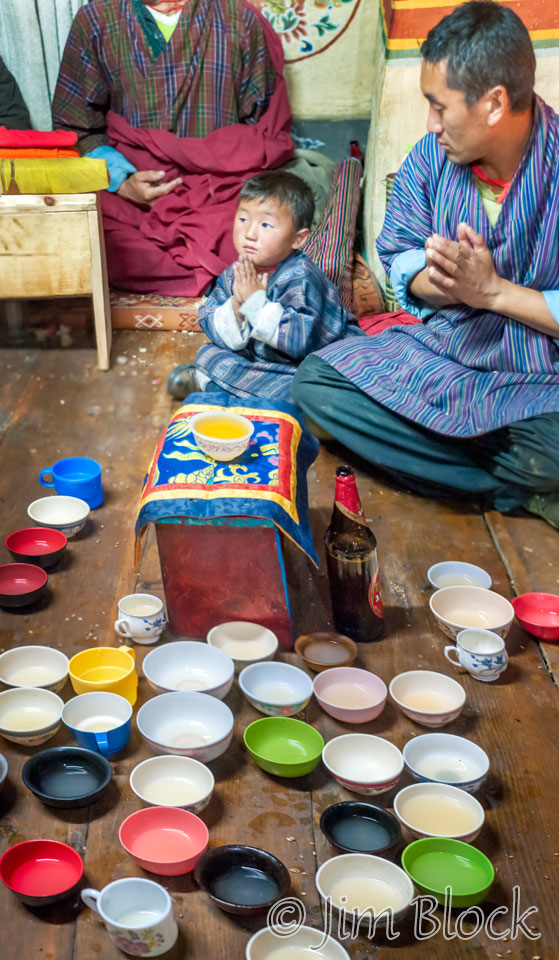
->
xmin=69 ymin=646 xmax=137 ymax=705
xmin=190 ymin=411 xmax=254 ymax=462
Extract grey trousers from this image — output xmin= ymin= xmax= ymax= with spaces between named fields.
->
xmin=292 ymin=355 xmax=559 ymax=512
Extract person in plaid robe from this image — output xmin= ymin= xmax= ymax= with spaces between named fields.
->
xmin=51 ymin=0 xmax=291 ymax=295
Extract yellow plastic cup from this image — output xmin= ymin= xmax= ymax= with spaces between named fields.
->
xmin=69 ymin=646 xmax=138 ymax=705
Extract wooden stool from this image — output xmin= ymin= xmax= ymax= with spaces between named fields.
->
xmin=0 ymin=192 xmax=112 ymax=369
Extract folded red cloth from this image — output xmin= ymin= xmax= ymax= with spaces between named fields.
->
xmin=359 ymin=309 xmax=422 ymax=335
xmin=0 ymin=148 xmax=80 ymax=158
xmin=0 ymin=126 xmax=78 ymax=148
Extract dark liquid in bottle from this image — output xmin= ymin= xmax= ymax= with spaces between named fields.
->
xmin=325 ymin=548 xmax=383 ymax=643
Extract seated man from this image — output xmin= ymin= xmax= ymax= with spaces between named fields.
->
xmin=293 ymin=1 xmax=559 ymax=528
xmin=51 ymin=0 xmax=293 ymax=296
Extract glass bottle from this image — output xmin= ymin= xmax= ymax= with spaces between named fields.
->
xmin=324 ymin=465 xmax=383 ymax=642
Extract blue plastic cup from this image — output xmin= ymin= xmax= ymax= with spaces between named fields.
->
xmin=39 ymin=457 xmax=103 ymax=509
xmin=62 ymin=692 xmax=132 ymax=757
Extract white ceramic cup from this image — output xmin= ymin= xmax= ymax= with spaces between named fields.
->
xmin=444 ymin=628 xmax=508 ymax=682
xmin=114 ymin=594 xmax=166 ymax=644
xmin=81 ymin=877 xmax=178 ymax=957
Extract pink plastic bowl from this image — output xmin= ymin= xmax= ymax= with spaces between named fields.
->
xmin=313 ymin=667 xmax=387 ymax=724
xmin=119 ymin=806 xmax=209 ymax=876
xmin=512 ymin=593 xmax=559 ymax=642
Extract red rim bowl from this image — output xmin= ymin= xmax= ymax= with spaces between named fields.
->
xmin=0 ymin=839 xmax=83 ymax=906
xmin=0 ymin=564 xmax=48 ymax=608
xmin=512 ymin=593 xmax=559 ymax=642
xmin=5 ymin=528 xmax=67 ymax=569
xmin=119 ymin=806 xmax=209 ymax=876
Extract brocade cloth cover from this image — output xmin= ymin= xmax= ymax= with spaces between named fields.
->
xmin=136 ymin=393 xmax=319 ymax=564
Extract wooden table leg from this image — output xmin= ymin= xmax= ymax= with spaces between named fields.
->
xmin=88 ymin=197 xmax=112 ymax=370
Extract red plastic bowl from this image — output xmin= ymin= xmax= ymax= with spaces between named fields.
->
xmin=0 ymin=839 xmax=83 ymax=906
xmin=512 ymin=593 xmax=559 ymax=642
xmin=0 ymin=563 xmax=48 ymax=608
xmin=119 ymin=806 xmax=209 ymax=876
xmin=5 ymin=528 xmax=67 ymax=569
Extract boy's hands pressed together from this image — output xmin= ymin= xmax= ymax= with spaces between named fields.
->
xmin=233 ymin=255 xmax=268 ymax=304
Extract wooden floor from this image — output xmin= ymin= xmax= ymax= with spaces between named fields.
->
xmin=0 ymin=331 xmax=558 ymax=960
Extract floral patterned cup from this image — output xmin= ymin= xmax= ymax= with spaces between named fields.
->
xmin=445 ymin=629 xmax=508 ymax=683
xmin=115 ymin=594 xmax=166 ymax=645
xmin=81 ymin=878 xmax=178 ymax=957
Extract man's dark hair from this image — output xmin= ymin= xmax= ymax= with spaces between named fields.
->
xmin=238 ymin=172 xmax=315 ymax=231
xmin=421 ymin=1 xmax=535 ymax=112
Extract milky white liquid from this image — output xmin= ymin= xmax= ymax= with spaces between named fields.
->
xmin=399 ymin=794 xmax=478 ymax=834
xmin=6 ymin=665 xmax=59 ymax=685
xmin=117 ymin=909 xmax=162 ymax=927
xmin=268 ymin=948 xmax=329 ymax=960
xmin=143 ymin=777 xmax=203 ymax=805
xmin=219 ymin=639 xmax=269 ymax=659
xmin=445 ymin=608 xmax=498 ymax=628
xmin=252 ymin=681 xmax=299 ymax=703
xmin=1 ymin=707 xmax=56 ymax=730
xmin=157 ymin=721 xmax=211 ymax=748
xmin=436 ymin=574 xmax=484 ymax=588
xmin=173 ymin=669 xmax=213 ymax=692
xmin=121 ymin=599 xmax=161 ymax=617
xmin=329 ymin=877 xmax=404 ymax=914
xmin=402 ymin=691 xmax=456 ymax=712
xmin=42 ymin=507 xmax=80 ymax=523
xmin=416 ymin=752 xmax=480 ymax=783
xmin=77 ymin=714 xmax=120 ymax=732
xmin=323 ymin=682 xmax=376 ymax=709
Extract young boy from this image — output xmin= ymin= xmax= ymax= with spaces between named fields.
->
xmin=166 ymin=171 xmax=363 ymax=401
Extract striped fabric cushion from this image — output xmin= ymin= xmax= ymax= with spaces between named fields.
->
xmin=303 ymin=157 xmax=362 ymax=311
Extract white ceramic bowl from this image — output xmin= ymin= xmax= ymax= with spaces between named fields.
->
xmin=430 ymin=586 xmax=514 ymax=640
xmin=389 ymin=670 xmax=465 ymax=728
xmin=238 ymin=661 xmax=313 ymax=716
xmin=246 ymin=925 xmax=351 ymax=960
xmin=130 ymin=755 xmax=215 ymax=814
xmin=27 ymin=495 xmax=90 ymax=539
xmin=316 ymin=853 xmax=414 ymax=928
xmin=136 ymin=691 xmax=234 ymax=761
xmin=403 ymin=733 xmax=489 ymax=793
xmin=0 ymin=687 xmax=63 ymax=745
xmin=427 ymin=561 xmax=492 ymax=590
xmin=142 ymin=641 xmax=234 ymax=700
xmin=313 ymin=667 xmax=387 ymax=724
xmin=0 ymin=645 xmax=69 ymax=693
xmin=322 ymin=734 xmax=404 ymax=796
xmin=393 ymin=782 xmax=485 ymax=842
xmin=190 ymin=411 xmax=254 ymax=462
xmin=207 ymin=621 xmax=278 ymax=671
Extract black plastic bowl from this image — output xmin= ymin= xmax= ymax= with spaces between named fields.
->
xmin=22 ymin=746 xmax=111 ymax=808
xmin=320 ymin=801 xmax=402 ymax=856
xmin=194 ymin=844 xmax=290 ymax=916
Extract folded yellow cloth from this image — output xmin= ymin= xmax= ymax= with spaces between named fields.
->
xmin=0 ymin=157 xmax=109 ymax=194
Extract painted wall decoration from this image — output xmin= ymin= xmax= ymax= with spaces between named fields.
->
xmin=253 ymin=0 xmax=363 ymax=61
xmin=380 ymin=0 xmax=559 ymax=59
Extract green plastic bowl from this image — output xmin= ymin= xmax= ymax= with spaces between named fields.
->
xmin=244 ymin=717 xmax=324 ymax=777
xmin=401 ymin=837 xmax=494 ymax=907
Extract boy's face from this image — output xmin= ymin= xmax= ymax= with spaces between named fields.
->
xmin=233 ymin=197 xmax=309 ymax=268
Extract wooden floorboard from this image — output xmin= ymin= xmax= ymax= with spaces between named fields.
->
xmin=0 ymin=333 xmax=557 ymax=960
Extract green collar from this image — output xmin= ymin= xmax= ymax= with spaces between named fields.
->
xmin=130 ymin=0 xmax=169 ymax=59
